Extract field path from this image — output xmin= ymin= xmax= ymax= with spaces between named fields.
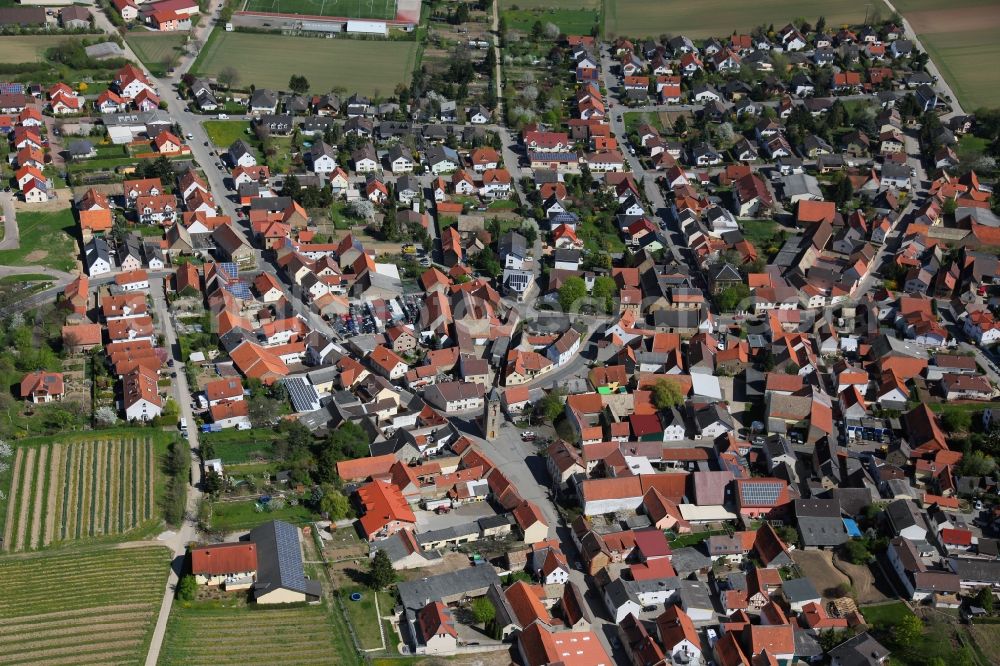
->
xmin=29 ymin=444 xmax=48 ymax=549
xmin=43 ymin=442 xmax=61 ymax=546
xmin=14 ymin=447 xmax=36 ymax=551
xmin=2 ymin=447 xmax=24 ymax=551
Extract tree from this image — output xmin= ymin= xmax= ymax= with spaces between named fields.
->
xmin=591 ymin=275 xmax=617 ymax=313
xmin=777 ymin=525 xmax=799 ymax=547
xmin=326 ymin=421 xmax=370 ymax=460
xmin=976 ymin=586 xmax=995 ymax=613
xmin=472 ymin=596 xmax=495 ymax=624
xmin=891 ymin=615 xmax=923 ymax=647
xmin=960 ymin=450 xmax=996 ymax=477
xmin=320 ymin=486 xmax=350 ymax=520
xmin=842 ymin=539 xmax=871 ymax=564
xmin=651 ymin=379 xmax=684 ymax=410
xmin=941 ymin=409 xmax=971 ymax=433
xmin=202 ymin=469 xmax=223 ymax=495
xmin=177 ymin=574 xmax=197 ymax=601
xmin=531 ymin=20 xmax=545 ymax=40
xmin=558 ymin=276 xmax=587 ymax=312
xmin=288 ymin=74 xmax=309 ymax=94
xmin=369 ymin=549 xmax=397 ymax=590
xmin=536 ymin=391 xmax=565 ymax=423
xmin=715 ymin=284 xmax=750 ymax=312
xmin=218 ymin=66 xmax=239 ymax=89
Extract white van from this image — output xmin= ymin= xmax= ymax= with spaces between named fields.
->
xmin=179 ymin=418 xmax=187 ymax=431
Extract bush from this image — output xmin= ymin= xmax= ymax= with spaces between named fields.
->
xmin=177 ymin=574 xmax=197 ymax=601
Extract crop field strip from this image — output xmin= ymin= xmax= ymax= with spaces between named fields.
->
xmin=0 ymin=545 xmax=169 ymax=666
xmin=0 ymin=436 xmax=155 ymax=553
xmin=161 ymin=606 xmax=344 ymax=666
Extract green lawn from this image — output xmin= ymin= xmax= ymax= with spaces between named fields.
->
xmin=200 ymin=428 xmax=283 ymax=464
xmin=0 ymin=35 xmax=75 ymax=63
xmin=503 ymin=0 xmax=600 ymax=8
xmin=502 ymin=8 xmax=599 ymax=35
xmin=669 ymin=529 xmax=725 ymax=548
xmin=605 ymin=0 xmax=873 ymax=38
xmin=202 ymin=120 xmax=254 ymax=148
xmin=741 ymin=219 xmax=784 ymax=255
xmin=191 ymin=30 xmax=418 ymax=97
xmin=125 ymin=31 xmax=189 ymax=76
xmin=210 ymin=498 xmax=316 ymax=531
xmin=0 ymin=273 xmax=53 ymax=283
xmin=0 ymin=208 xmax=78 ymax=272
xmin=244 ymin=0 xmax=397 ymax=19
xmin=860 ymin=601 xmax=916 ymax=626
xmin=624 ymin=111 xmax=663 ymax=134
xmin=340 ymin=583 xmax=389 ymax=651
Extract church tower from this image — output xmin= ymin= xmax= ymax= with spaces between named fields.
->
xmin=483 ymin=386 xmax=502 ymax=440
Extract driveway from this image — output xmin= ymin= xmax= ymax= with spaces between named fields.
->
xmin=0 ymin=192 xmax=19 ymax=250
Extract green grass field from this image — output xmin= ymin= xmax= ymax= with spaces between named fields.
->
xmin=0 ymin=434 xmax=166 ymax=553
xmin=202 ymin=120 xmax=254 ymax=148
xmin=0 ymin=544 xmax=170 ymax=666
xmin=503 ymin=8 xmax=599 ymax=35
xmin=885 ymin=0 xmax=996 ymax=11
xmin=860 ymin=601 xmax=916 ymax=626
xmin=0 ymin=35 xmax=75 ymax=63
xmin=161 ymin=603 xmax=359 ymax=665
xmin=604 ymin=0 xmax=873 ymax=38
xmin=210 ymin=498 xmax=315 ymax=531
xmin=244 ymin=0 xmax=397 ymax=19
xmin=920 ymin=29 xmax=1000 ymax=110
xmin=0 ymin=208 xmax=77 ymax=273
xmin=192 ymin=31 xmax=417 ymax=96
xmin=125 ymin=31 xmax=189 ymax=76
xmin=503 ymin=0 xmax=600 ymax=9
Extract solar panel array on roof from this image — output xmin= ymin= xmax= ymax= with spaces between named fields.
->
xmin=0 ymin=82 xmax=24 ymax=95
xmin=740 ymin=481 xmax=783 ymax=506
xmin=282 ymin=376 xmax=321 ymax=413
xmin=224 ymin=281 xmax=252 ymax=300
xmin=219 ymin=262 xmax=239 ymax=282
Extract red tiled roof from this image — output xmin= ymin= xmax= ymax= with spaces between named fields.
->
xmin=190 ymin=542 xmax=257 ymax=575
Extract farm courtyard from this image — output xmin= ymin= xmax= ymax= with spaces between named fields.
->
xmin=191 ymin=32 xmax=417 ymax=97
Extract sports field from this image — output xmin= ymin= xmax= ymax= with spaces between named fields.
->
xmin=0 ymin=435 xmax=160 ymax=552
xmin=243 ymin=0 xmax=396 ymax=19
xmin=604 ymin=0 xmax=872 ymax=38
xmin=0 ymin=36 xmax=73 ymax=63
xmin=0 ymin=544 xmax=170 ymax=666
xmin=161 ymin=604 xmax=360 ymax=666
xmin=193 ymin=31 xmax=417 ymax=96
